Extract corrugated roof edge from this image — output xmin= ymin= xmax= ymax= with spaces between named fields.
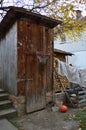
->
xmin=0 ymin=6 xmax=62 ymax=40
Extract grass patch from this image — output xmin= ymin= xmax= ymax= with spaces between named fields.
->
xmin=66 ymin=107 xmax=86 ymax=130
xmin=9 ymin=119 xmax=23 ymax=130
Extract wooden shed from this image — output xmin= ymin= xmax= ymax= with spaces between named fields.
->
xmin=0 ymin=7 xmax=61 ymax=114
xmin=54 ymin=49 xmax=73 ymax=92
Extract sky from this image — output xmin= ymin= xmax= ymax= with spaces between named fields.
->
xmin=1 ymin=0 xmax=86 ymax=15
xmin=82 ymin=10 xmax=86 ymax=16
xmin=77 ymin=3 xmax=86 ymax=16
xmin=0 ymin=0 xmax=86 ymax=20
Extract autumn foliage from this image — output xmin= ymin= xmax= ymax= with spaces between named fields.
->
xmin=0 ymin=0 xmax=86 ymax=41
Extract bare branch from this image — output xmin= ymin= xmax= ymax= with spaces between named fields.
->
xmin=0 ymin=0 xmax=4 ymax=4
xmin=0 ymin=6 xmax=12 ymax=10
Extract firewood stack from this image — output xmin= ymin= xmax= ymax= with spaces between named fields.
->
xmin=54 ymin=58 xmax=69 ymax=92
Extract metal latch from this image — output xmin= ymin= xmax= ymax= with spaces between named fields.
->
xmin=17 ymin=78 xmax=33 ymax=82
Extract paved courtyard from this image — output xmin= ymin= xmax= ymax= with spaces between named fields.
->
xmin=14 ymin=107 xmax=80 ymax=130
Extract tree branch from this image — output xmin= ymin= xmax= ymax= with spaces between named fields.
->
xmin=0 ymin=6 xmax=13 ymax=10
xmin=0 ymin=0 xmax=4 ymax=4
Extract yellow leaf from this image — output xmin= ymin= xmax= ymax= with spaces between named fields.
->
xmin=36 ymin=0 xmax=41 ymax=3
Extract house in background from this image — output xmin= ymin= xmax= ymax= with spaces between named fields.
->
xmin=54 ymin=10 xmax=86 ymax=69
xmin=0 ymin=7 xmax=61 ymax=116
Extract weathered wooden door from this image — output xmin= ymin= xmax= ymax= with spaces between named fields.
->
xmin=26 ymin=54 xmax=46 ymax=113
xmin=18 ymin=19 xmax=53 ymax=113
xmin=26 ymin=22 xmax=47 ymax=113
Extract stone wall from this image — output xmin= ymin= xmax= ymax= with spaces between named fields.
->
xmin=9 ymin=95 xmax=26 ymax=117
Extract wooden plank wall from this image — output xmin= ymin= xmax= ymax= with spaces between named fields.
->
xmin=17 ymin=18 xmax=53 ymax=95
xmin=0 ymin=23 xmax=17 ymax=95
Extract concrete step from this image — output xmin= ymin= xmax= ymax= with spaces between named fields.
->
xmin=0 ymin=89 xmax=17 ymax=118
xmin=0 ymin=93 xmax=9 ymax=101
xmin=0 ymin=88 xmax=5 ymax=93
xmin=0 ymin=100 xmax=12 ymax=105
xmin=0 ymin=100 xmax=12 ymax=110
xmin=0 ymin=108 xmax=17 ymax=118
xmin=0 ymin=119 xmax=18 ymax=130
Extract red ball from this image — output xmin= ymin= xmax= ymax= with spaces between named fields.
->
xmin=59 ymin=105 xmax=68 ymax=113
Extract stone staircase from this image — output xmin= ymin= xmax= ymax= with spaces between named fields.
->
xmin=0 ymin=88 xmax=17 ymax=118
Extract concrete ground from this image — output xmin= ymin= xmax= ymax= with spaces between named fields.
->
xmin=0 ymin=119 xmax=18 ymax=130
xmin=14 ymin=107 xmax=80 ymax=130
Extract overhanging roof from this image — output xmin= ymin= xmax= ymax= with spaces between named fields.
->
xmin=54 ymin=48 xmax=73 ymax=56
xmin=0 ymin=7 xmax=62 ymax=39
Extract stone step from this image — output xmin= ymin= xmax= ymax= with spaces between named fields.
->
xmin=0 ymin=100 xmax=12 ymax=110
xmin=0 ymin=100 xmax=12 ymax=105
xmin=0 ymin=89 xmax=17 ymax=118
xmin=0 ymin=108 xmax=17 ymax=118
xmin=0 ymin=88 xmax=5 ymax=93
xmin=0 ymin=93 xmax=9 ymax=101
xmin=0 ymin=119 xmax=18 ymax=130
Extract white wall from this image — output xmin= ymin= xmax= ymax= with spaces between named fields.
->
xmin=67 ymin=51 xmax=86 ymax=69
xmin=54 ymin=42 xmax=86 ymax=52
xmin=54 ymin=31 xmax=86 ymax=69
xmin=54 ymin=31 xmax=86 ymax=52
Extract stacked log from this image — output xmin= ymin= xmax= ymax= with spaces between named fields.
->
xmin=54 ymin=57 xmax=69 ymax=92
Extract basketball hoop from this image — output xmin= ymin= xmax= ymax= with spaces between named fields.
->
xmin=36 ymin=51 xmax=50 ymax=65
